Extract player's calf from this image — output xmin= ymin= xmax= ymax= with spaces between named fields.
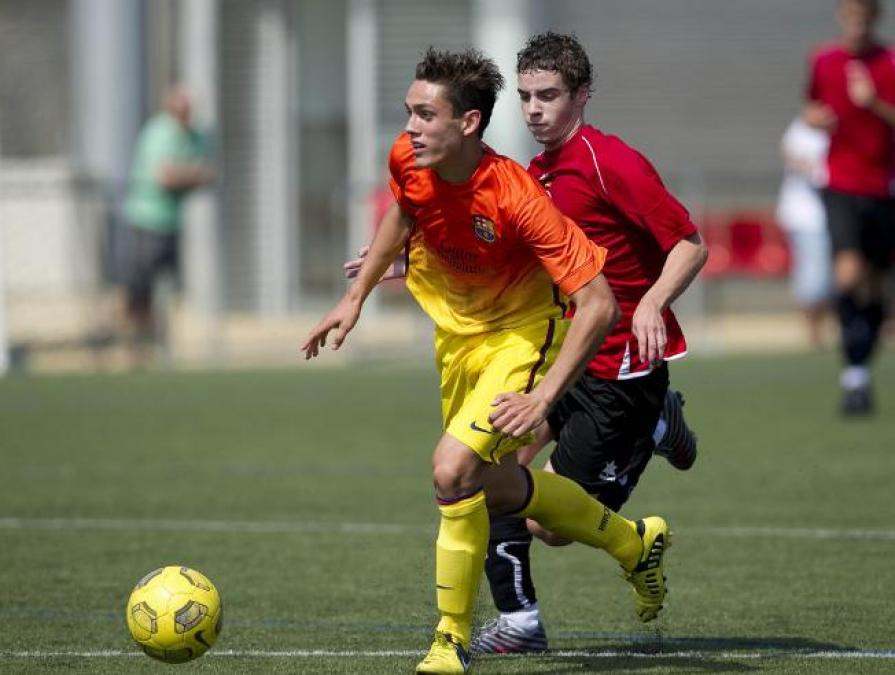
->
xmin=526 ymin=518 xmax=572 ymax=546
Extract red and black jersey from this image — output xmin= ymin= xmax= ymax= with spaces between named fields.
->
xmin=528 ymin=125 xmax=697 ymax=380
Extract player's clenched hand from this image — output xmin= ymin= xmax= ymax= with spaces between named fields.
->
xmin=343 ymin=246 xmax=370 ymax=279
xmin=632 ymin=297 xmax=666 ymax=365
xmin=846 ymin=61 xmax=877 ymax=108
xmin=301 ymin=296 xmax=361 ymax=359
xmin=803 ymin=102 xmax=837 ymax=131
xmin=488 ymin=392 xmax=549 ymax=438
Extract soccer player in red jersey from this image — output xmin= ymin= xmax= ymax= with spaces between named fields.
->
xmin=304 ymin=48 xmax=673 ymax=673
xmin=805 ymin=0 xmax=895 ymax=414
xmin=472 ymin=32 xmax=708 ymax=654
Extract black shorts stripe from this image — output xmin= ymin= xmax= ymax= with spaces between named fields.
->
xmin=552 ymin=285 xmax=568 ymax=316
xmin=525 ymin=319 xmax=556 ymax=394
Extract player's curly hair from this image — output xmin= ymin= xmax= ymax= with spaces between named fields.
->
xmin=516 ymin=31 xmax=594 ymax=95
xmin=415 ymin=47 xmax=505 ymax=137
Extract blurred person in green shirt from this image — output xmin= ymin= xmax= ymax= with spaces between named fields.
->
xmin=119 ymin=85 xmax=213 ymax=366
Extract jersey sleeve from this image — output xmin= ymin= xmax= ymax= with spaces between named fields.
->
xmin=806 ymin=50 xmax=822 ymax=102
xmin=877 ymin=47 xmax=895 ymax=105
xmin=514 ymin=194 xmax=607 ymax=296
xmin=602 ymin=139 xmax=697 ymax=253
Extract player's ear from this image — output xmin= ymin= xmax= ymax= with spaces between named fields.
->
xmin=461 ymin=109 xmax=482 ymax=138
xmin=572 ymin=86 xmax=590 ymax=108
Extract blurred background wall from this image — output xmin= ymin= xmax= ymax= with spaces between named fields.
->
xmin=2 ymin=0 xmax=889 ymax=371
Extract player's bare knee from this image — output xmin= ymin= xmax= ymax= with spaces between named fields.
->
xmin=431 ymin=452 xmax=482 ymax=499
xmin=834 ymin=252 xmax=865 ymax=291
xmin=431 ymin=464 xmax=466 ymax=498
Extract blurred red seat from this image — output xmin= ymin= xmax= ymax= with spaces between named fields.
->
xmin=700 ymin=211 xmax=790 ymax=279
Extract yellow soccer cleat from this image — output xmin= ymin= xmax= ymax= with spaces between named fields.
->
xmin=624 ymin=516 xmax=671 ymax=622
xmin=416 ymin=631 xmax=471 ymax=674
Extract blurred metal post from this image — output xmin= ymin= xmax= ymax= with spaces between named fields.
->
xmin=180 ymin=0 xmax=224 ymax=361
xmin=0 ymin=120 xmax=7 ymax=374
xmin=346 ymin=0 xmax=378 ymax=311
xmin=0 ymin=236 xmax=6 ymax=374
xmin=471 ymin=0 xmax=536 ymax=164
xmin=70 ymin=0 xmax=144 ymax=204
xmin=255 ymin=1 xmax=295 ymax=315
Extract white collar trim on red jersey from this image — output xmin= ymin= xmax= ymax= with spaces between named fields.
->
xmin=580 ymin=135 xmax=608 ymax=196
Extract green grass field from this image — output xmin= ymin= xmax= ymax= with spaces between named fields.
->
xmin=1 ymin=352 xmax=894 ymax=674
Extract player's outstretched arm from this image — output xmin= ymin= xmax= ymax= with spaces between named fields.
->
xmin=302 ymin=202 xmax=411 ymax=359
xmin=489 ymin=274 xmax=619 ymax=437
xmin=632 ymin=231 xmax=708 ymax=364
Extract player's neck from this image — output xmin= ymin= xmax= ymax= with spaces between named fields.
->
xmin=434 ymin=141 xmax=484 ymax=184
xmin=843 ymin=35 xmax=876 ymax=54
xmin=543 ymin=118 xmax=584 ymax=153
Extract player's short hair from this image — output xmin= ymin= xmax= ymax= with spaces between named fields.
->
xmin=841 ymin=0 xmax=880 ymax=16
xmin=516 ymin=31 xmax=594 ymax=95
xmin=414 ymin=47 xmax=505 ymax=137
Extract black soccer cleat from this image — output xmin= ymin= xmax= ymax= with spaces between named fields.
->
xmin=840 ymin=386 xmax=874 ymax=416
xmin=654 ymin=389 xmax=698 ymax=470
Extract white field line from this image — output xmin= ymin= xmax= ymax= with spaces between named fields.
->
xmin=1 ymin=517 xmax=895 ymax=541
xmin=0 ymin=517 xmax=425 ymax=535
xmin=3 ymin=649 xmax=895 ymax=660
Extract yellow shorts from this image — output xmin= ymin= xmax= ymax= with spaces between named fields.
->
xmin=437 ymin=318 xmax=568 ymax=463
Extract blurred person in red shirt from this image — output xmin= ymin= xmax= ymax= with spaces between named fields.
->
xmin=804 ymin=0 xmax=895 ymax=414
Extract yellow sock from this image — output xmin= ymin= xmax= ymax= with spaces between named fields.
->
xmin=516 ymin=469 xmax=642 ymax=570
xmin=433 ymin=490 xmax=488 ymax=649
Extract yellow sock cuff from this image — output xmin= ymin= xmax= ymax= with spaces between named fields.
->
xmin=437 ymin=489 xmax=486 ymax=518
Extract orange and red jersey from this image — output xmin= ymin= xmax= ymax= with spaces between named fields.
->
xmin=388 ymin=133 xmax=606 ymax=335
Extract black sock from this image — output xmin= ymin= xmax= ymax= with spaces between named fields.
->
xmin=838 ymin=293 xmax=874 ymax=366
xmin=865 ymin=301 xmax=885 ymax=362
xmin=485 ymin=514 xmax=537 ymax=613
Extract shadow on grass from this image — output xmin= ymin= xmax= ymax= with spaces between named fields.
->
xmin=475 ymin=636 xmax=855 ymax=674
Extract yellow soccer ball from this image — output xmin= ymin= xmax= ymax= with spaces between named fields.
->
xmin=126 ymin=565 xmax=223 ymax=663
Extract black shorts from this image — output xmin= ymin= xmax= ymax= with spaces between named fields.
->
xmin=822 ymin=189 xmax=895 ymax=270
xmin=119 ymin=226 xmax=180 ymax=303
xmin=546 ymin=365 xmax=669 ymax=511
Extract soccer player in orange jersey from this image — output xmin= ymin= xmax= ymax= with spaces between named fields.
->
xmin=303 ymin=48 xmax=671 ymax=674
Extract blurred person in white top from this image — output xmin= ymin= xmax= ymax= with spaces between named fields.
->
xmin=776 ymin=117 xmax=832 ymax=349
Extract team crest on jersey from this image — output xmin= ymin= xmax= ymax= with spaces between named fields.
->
xmin=472 ymin=215 xmax=496 ymax=243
